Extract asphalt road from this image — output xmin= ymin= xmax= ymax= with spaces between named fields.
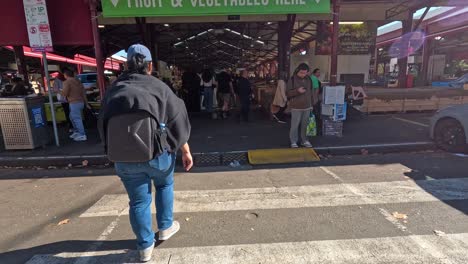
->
xmin=0 ymin=152 xmax=467 ymax=264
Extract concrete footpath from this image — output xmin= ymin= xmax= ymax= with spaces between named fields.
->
xmin=0 ymin=112 xmax=435 ymax=167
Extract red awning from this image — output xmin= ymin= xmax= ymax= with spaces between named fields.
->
xmin=5 ymin=46 xmax=123 ymax=70
xmin=74 ymin=54 xmax=122 ymax=71
xmin=0 ymin=0 xmax=93 ymax=46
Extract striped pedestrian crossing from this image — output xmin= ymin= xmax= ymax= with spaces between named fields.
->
xmin=24 ymin=233 xmax=468 ymax=264
xmin=80 ymin=178 xmax=468 ymax=217
xmin=24 ymin=165 xmax=468 ymax=264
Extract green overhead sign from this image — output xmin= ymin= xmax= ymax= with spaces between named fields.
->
xmin=102 ymin=0 xmax=330 ymax=17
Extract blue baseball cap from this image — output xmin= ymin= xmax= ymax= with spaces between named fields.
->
xmin=127 ymin=44 xmax=152 ymax=62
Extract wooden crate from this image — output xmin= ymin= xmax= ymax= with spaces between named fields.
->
xmin=438 ymin=96 xmax=464 ymax=110
xmin=463 ymin=96 xmax=468 ymax=104
xmin=364 ymin=98 xmax=404 ymax=113
xmin=403 ymin=97 xmax=438 ymax=112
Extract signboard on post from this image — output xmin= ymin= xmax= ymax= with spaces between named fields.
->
xmin=315 ymin=21 xmax=377 ymax=55
xmin=22 ymin=0 xmax=60 ymax=146
xmin=102 ymin=0 xmax=330 ymax=17
xmin=23 ymin=0 xmax=53 ymax=52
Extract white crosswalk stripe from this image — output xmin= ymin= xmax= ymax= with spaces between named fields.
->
xmin=80 ymin=178 xmax=468 ymax=217
xmin=25 ymin=233 xmax=468 ymax=264
xmin=24 ymin=170 xmax=468 ymax=264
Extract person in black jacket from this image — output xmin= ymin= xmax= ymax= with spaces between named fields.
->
xmin=99 ymin=44 xmax=193 ymax=262
xmin=236 ymin=70 xmax=252 ymax=122
xmin=11 ymin=77 xmax=28 ymax=96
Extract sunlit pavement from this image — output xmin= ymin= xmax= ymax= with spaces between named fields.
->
xmin=1 ymin=152 xmax=467 ymax=264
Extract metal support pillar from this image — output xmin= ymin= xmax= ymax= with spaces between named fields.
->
xmin=40 ymin=56 xmax=47 ymax=93
xmin=330 ymin=0 xmax=340 ymax=86
xmin=148 ymin=24 xmax=159 ymax=72
xmin=420 ymin=27 xmax=432 ymax=86
xmin=42 ymin=51 xmax=60 ymax=147
xmin=136 ymin=18 xmax=159 ymax=72
xmin=89 ymin=0 xmax=106 ymax=98
xmin=277 ymin=14 xmax=296 ymax=79
xmin=13 ymin=46 xmax=29 ymax=82
xmin=373 ymin=46 xmax=379 ymax=80
xmin=397 ymin=11 xmax=413 ymax=88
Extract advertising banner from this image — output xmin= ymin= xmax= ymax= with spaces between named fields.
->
xmin=102 ymin=0 xmax=330 ymax=17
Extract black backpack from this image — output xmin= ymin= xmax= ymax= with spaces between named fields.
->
xmin=106 ymin=111 xmax=166 ymax=163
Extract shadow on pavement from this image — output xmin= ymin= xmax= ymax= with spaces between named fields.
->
xmin=0 ymin=239 xmax=172 ymax=264
xmin=0 ymin=239 xmax=131 ymax=264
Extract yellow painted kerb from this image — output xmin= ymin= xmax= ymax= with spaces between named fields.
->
xmin=248 ymin=148 xmax=320 ymax=165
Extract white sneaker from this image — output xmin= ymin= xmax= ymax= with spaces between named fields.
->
xmin=73 ymin=135 xmax=87 ymax=142
xmin=158 ymin=221 xmax=180 ymax=241
xmin=291 ymin=143 xmax=299 ymax=148
xmin=139 ymin=242 xmax=154 ymax=262
xmin=69 ymin=132 xmax=79 ymax=139
xmin=302 ymin=141 xmax=313 ymax=148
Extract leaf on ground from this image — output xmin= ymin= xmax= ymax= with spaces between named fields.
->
xmin=434 ymin=230 xmax=446 ymax=236
xmin=57 ymin=219 xmax=70 ymax=226
xmin=392 ymin=212 xmax=408 ymax=220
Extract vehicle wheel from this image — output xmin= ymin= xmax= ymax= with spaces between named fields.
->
xmin=434 ymin=118 xmax=467 ymax=153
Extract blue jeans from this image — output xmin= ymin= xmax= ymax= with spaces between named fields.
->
xmin=115 ymin=151 xmax=176 ymax=250
xmin=69 ymin=102 xmax=85 ymax=136
xmin=203 ymin=87 xmax=213 ymax=113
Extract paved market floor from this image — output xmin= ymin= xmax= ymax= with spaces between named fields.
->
xmin=0 ymin=110 xmax=433 ymax=159
xmin=0 ymin=152 xmax=467 ymax=263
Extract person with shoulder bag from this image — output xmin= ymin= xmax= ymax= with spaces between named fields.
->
xmin=98 ymin=44 xmax=193 ymax=262
xmin=271 ymin=71 xmax=288 ymax=124
xmin=286 ymin=63 xmax=316 ymax=148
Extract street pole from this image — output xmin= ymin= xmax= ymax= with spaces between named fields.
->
xmin=89 ymin=0 xmax=106 ymax=99
xmin=42 ymin=51 xmax=60 ymax=147
xmin=330 ymin=0 xmax=340 ymax=86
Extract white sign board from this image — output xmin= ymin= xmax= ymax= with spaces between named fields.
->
xmin=323 ymin=86 xmax=346 ymax=105
xmin=23 ymin=0 xmax=53 ymax=52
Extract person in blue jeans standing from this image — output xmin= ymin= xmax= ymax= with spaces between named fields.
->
xmin=62 ymin=69 xmax=90 ymax=142
xmin=100 ymin=44 xmax=193 ymax=262
xmin=200 ymin=69 xmax=216 ymax=116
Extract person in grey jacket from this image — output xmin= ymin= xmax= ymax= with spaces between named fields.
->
xmin=286 ymin=63 xmax=316 ymax=148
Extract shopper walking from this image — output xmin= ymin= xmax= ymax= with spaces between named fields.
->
xmin=99 ymin=44 xmax=193 ymax=262
xmin=286 ymin=63 xmax=315 ymax=148
xmin=53 ymin=72 xmax=73 ymax=132
xmin=61 ymin=69 xmax=89 ymax=142
xmin=236 ymin=70 xmax=252 ymax=122
xmin=200 ymin=69 xmax=216 ymax=115
xmin=271 ymin=71 xmax=288 ymax=124
xmin=217 ymin=69 xmax=234 ymax=119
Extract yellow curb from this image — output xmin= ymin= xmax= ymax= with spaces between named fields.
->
xmin=248 ymin=148 xmax=320 ymax=165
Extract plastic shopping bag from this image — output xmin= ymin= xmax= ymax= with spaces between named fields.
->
xmin=306 ymin=112 xmax=317 ymax=137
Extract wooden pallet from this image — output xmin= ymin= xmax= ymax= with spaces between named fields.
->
xmin=361 ymin=96 xmax=467 ymax=114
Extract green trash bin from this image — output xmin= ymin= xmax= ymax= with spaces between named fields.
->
xmin=0 ymin=96 xmax=49 ymax=150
